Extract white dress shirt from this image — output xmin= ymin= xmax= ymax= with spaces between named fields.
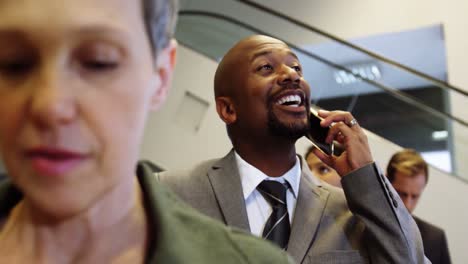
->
xmin=234 ymin=151 xmax=301 ymax=237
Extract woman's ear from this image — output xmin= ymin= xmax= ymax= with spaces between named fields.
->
xmin=216 ymin=96 xmax=237 ymax=124
xmin=150 ymin=39 xmax=177 ymax=111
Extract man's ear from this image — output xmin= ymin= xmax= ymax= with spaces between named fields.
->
xmin=150 ymin=39 xmax=177 ymax=111
xmin=216 ymin=96 xmax=237 ymax=125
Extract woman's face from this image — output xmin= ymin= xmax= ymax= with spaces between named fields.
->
xmin=306 ymin=152 xmax=342 ymax=188
xmin=0 ymin=0 xmax=173 ymax=217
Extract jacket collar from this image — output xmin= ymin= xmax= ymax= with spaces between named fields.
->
xmin=207 ymin=149 xmax=251 ymax=231
xmin=206 ymin=150 xmax=331 ymax=264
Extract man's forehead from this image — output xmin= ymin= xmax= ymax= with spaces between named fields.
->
xmin=227 ymin=35 xmax=289 ymax=56
xmin=250 ymin=46 xmax=298 ymax=61
xmin=395 ymin=171 xmax=426 ymax=186
xmin=241 ymin=40 xmax=296 ymax=59
xmin=217 ymin=36 xmax=297 ymax=79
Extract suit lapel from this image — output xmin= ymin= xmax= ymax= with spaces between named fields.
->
xmin=206 ymin=150 xmax=250 ymax=231
xmin=205 ymin=151 xmax=330 ymax=263
xmin=287 ymin=158 xmax=329 ymax=264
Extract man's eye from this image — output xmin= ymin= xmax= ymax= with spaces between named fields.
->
xmin=258 ymin=64 xmax=273 ymax=71
xmin=0 ymin=59 xmax=35 ymax=76
xmin=292 ymin=65 xmax=302 ymax=72
xmin=397 ymin=191 xmax=407 ymax=198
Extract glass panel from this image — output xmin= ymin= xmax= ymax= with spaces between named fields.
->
xmin=175 ymin=6 xmax=468 ymax=180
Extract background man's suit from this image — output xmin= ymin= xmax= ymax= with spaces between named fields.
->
xmin=414 ymin=216 xmax=451 ymax=264
xmin=159 ymin=150 xmax=426 ymax=264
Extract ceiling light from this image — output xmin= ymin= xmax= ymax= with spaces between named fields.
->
xmin=432 ymin=130 xmax=448 ymax=141
xmin=334 ymin=62 xmax=381 ymax=85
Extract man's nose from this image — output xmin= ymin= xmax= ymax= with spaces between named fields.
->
xmin=402 ymin=197 xmax=415 ymax=212
xmin=277 ymin=65 xmax=300 ymax=86
xmin=29 ymin=67 xmax=77 ymax=128
xmin=401 ymin=197 xmax=411 ymax=209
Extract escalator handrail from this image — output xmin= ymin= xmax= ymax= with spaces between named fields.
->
xmin=178 ymin=10 xmax=468 ymax=128
xmin=234 ymin=0 xmax=468 ymax=98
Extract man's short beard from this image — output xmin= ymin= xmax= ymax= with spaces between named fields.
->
xmin=267 ymin=107 xmax=308 ymax=140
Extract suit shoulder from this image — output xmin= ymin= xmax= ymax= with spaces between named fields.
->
xmin=414 ymin=216 xmax=446 ymax=235
xmin=155 ymin=159 xmax=222 ymax=212
xmin=158 ymin=158 xmax=218 ymax=183
xmin=320 ymin=183 xmax=349 ymax=212
xmin=301 ymin=169 xmax=351 ymax=215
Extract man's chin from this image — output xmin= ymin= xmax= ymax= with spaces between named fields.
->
xmin=267 ymin=108 xmax=308 ymax=139
xmin=268 ymin=121 xmax=308 ymax=140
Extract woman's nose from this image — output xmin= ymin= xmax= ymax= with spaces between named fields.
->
xmin=29 ymin=67 xmax=77 ymax=128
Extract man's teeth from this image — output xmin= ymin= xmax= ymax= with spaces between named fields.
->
xmin=276 ymin=95 xmax=302 ymax=107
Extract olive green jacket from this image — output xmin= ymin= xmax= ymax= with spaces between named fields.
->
xmin=0 ymin=162 xmax=294 ymax=264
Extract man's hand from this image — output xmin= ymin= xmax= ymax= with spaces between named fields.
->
xmin=312 ymin=110 xmax=373 ymax=177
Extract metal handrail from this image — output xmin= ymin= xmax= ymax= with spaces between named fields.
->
xmin=236 ymin=0 xmax=468 ymax=98
xmin=178 ymin=10 xmax=468 ymax=128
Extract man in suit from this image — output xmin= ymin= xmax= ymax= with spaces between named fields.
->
xmin=387 ymin=149 xmax=452 ymax=264
xmin=159 ymin=35 xmax=427 ymax=263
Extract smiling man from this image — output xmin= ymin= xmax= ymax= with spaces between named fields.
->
xmin=159 ymin=35 xmax=428 ymax=263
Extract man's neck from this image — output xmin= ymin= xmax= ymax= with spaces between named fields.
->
xmin=234 ymin=138 xmax=298 ymax=177
xmin=0 ymin=179 xmax=148 ymax=263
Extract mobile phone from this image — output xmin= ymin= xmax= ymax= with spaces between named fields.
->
xmin=305 ymin=109 xmax=334 ymax=155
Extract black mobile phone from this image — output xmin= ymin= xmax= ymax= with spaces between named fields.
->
xmin=305 ymin=110 xmax=334 ymax=155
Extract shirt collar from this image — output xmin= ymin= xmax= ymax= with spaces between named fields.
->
xmin=234 ymin=151 xmax=301 ymax=200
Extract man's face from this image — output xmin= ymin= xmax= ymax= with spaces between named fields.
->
xmin=391 ymin=171 xmax=427 ymax=213
xmin=0 ymin=0 xmax=174 ymax=217
xmin=230 ymin=36 xmax=310 ymax=139
xmin=306 ymin=152 xmax=341 ymax=187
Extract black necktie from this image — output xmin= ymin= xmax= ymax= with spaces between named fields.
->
xmin=257 ymin=180 xmax=290 ymax=249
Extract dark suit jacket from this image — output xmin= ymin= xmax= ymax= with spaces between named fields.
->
xmin=159 ymin=150 xmax=427 ymax=264
xmin=414 ymin=216 xmax=451 ymax=264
